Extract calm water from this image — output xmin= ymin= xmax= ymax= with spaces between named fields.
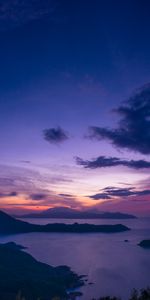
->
xmin=0 ymin=218 xmax=150 ymax=300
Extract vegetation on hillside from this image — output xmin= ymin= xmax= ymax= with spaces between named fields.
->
xmin=91 ymin=288 xmax=150 ymax=300
xmin=13 ymin=287 xmax=150 ymax=300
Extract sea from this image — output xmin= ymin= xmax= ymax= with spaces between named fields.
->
xmin=0 ymin=217 xmax=150 ymax=300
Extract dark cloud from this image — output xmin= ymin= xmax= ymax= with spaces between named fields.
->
xmin=29 ymin=193 xmax=47 ymax=200
xmin=88 ymin=83 xmax=150 ymax=154
xmin=88 ymin=193 xmax=111 ymax=200
xmin=88 ymin=186 xmax=150 ymax=200
xmin=102 ymin=187 xmax=135 ymax=197
xmin=136 ymin=190 xmax=150 ymax=196
xmin=20 ymin=160 xmax=31 ymax=164
xmin=8 ymin=191 xmax=18 ymax=196
xmin=59 ymin=193 xmax=73 ymax=197
xmin=0 ymin=0 xmax=55 ymax=30
xmin=43 ymin=126 xmax=69 ymax=144
xmin=75 ymin=156 xmax=150 ymax=169
xmin=0 ymin=191 xmax=18 ymax=198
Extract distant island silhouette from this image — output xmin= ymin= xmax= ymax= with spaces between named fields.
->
xmin=19 ymin=206 xmax=137 ymax=219
xmin=0 ymin=210 xmax=130 ymax=234
xmin=138 ymin=240 xmax=150 ymax=248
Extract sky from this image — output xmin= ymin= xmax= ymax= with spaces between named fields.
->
xmin=0 ymin=0 xmax=150 ymax=216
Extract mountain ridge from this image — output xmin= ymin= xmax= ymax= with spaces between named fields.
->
xmin=18 ymin=206 xmax=137 ymax=219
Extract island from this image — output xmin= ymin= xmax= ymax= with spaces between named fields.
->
xmin=19 ymin=206 xmax=137 ymax=219
xmin=138 ymin=240 xmax=150 ymax=248
xmin=0 ymin=242 xmax=84 ymax=300
xmin=0 ymin=210 xmax=130 ymax=234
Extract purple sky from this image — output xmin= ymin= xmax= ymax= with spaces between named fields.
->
xmin=0 ymin=0 xmax=150 ymax=216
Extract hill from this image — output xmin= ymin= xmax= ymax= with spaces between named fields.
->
xmin=0 ymin=242 xmax=83 ymax=300
xmin=0 ymin=210 xmax=130 ymax=234
xmin=20 ymin=206 xmax=136 ymax=219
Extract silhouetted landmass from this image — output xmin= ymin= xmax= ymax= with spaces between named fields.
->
xmin=0 ymin=210 xmax=130 ymax=234
xmin=1 ymin=241 xmax=27 ymax=250
xmin=93 ymin=288 xmax=150 ymax=300
xmin=0 ymin=242 xmax=83 ymax=300
xmin=20 ymin=206 xmax=136 ymax=219
xmin=138 ymin=240 xmax=150 ymax=248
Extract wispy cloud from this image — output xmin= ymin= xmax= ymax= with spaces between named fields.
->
xmin=0 ymin=164 xmax=73 ymax=195
xmin=59 ymin=193 xmax=74 ymax=197
xmin=0 ymin=164 xmax=81 ymax=213
xmin=76 ymin=156 xmax=150 ymax=169
xmin=0 ymin=0 xmax=56 ymax=30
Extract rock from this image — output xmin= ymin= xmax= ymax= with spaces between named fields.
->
xmin=138 ymin=240 xmax=150 ymax=248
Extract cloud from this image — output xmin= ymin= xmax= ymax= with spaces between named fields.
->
xmin=102 ymin=187 xmax=136 ymax=197
xmin=0 ymin=177 xmax=15 ymax=187
xmin=88 ymin=193 xmax=111 ymax=200
xmin=8 ymin=191 xmax=18 ymax=196
xmin=0 ymin=164 xmax=73 ymax=198
xmin=88 ymin=83 xmax=150 ymax=154
xmin=75 ymin=156 xmax=150 ymax=169
xmin=0 ymin=165 xmax=82 ymax=213
xmin=0 ymin=0 xmax=55 ymax=30
xmin=0 ymin=191 xmax=18 ymax=198
xmin=28 ymin=192 xmax=80 ymax=208
xmin=59 ymin=193 xmax=73 ymax=197
xmin=0 ymin=165 xmax=40 ymax=193
xmin=43 ymin=126 xmax=69 ymax=144
xmin=88 ymin=186 xmax=150 ymax=200
xmin=20 ymin=160 xmax=31 ymax=164
xmin=29 ymin=193 xmax=47 ymax=200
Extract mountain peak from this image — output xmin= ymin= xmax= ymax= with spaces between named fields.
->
xmin=20 ymin=207 xmax=137 ymax=219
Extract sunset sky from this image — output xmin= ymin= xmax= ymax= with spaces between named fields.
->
xmin=0 ymin=0 xmax=150 ymax=216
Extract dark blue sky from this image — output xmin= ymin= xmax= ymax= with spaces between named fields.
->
xmin=1 ymin=0 xmax=150 ymax=92
xmin=0 ymin=0 xmax=150 ymax=215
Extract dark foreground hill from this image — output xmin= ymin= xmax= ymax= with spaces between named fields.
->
xmin=20 ymin=206 xmax=136 ymax=219
xmin=95 ymin=288 xmax=150 ymax=300
xmin=0 ymin=242 xmax=83 ymax=300
xmin=0 ymin=210 xmax=130 ymax=234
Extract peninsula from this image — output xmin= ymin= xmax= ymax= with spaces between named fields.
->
xmin=0 ymin=242 xmax=83 ymax=300
xmin=0 ymin=210 xmax=130 ymax=234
